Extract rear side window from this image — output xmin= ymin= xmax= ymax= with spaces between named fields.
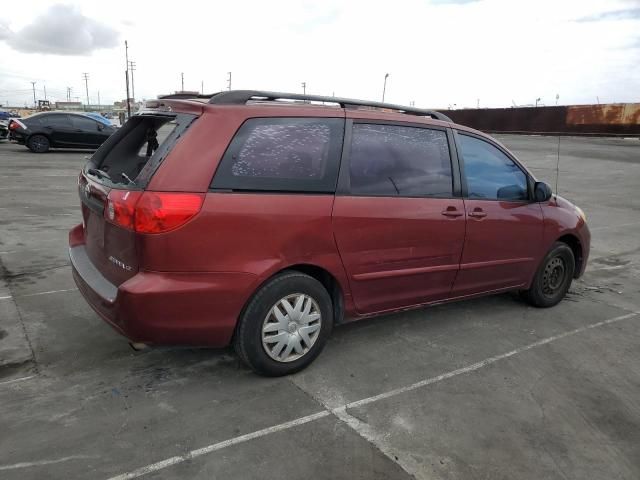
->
xmin=349 ymin=124 xmax=453 ymax=197
xmin=457 ymin=134 xmax=528 ymax=201
xmin=41 ymin=114 xmax=72 ymax=128
xmin=212 ymin=117 xmax=344 ymax=192
xmin=71 ymin=116 xmax=99 ymax=131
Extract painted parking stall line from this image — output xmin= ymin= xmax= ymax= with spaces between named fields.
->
xmin=0 ymin=288 xmax=78 ymax=301
xmin=104 ymin=311 xmax=639 ymax=480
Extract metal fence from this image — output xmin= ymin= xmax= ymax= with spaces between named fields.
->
xmin=439 ymin=103 xmax=640 ymax=136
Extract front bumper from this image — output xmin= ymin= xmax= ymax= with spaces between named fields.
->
xmin=69 ymin=226 xmax=257 ymax=347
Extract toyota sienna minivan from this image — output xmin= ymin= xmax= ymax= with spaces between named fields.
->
xmin=69 ymin=90 xmax=590 ymax=376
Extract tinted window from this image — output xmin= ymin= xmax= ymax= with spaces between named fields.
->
xmin=349 ymin=124 xmax=452 ymax=197
xmin=212 ymin=117 xmax=344 ymax=192
xmin=458 ymin=134 xmax=528 ymax=201
xmin=41 ymin=114 xmax=72 ymax=128
xmin=71 ymin=116 xmax=100 ymax=131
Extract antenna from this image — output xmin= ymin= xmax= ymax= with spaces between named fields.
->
xmin=555 ymin=136 xmax=561 ymax=196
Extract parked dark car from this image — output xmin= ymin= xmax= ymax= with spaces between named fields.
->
xmin=9 ymin=112 xmax=116 ymax=153
xmin=70 ymin=90 xmax=590 ymax=376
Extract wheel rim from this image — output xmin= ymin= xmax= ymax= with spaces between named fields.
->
xmin=32 ymin=137 xmax=47 ymax=151
xmin=262 ymin=293 xmax=322 ymax=363
xmin=542 ymin=256 xmax=566 ymax=296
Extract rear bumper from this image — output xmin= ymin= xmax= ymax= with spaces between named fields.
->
xmin=69 ymin=227 xmax=257 ymax=347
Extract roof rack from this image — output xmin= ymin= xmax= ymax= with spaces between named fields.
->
xmin=159 ymin=90 xmax=452 ymax=122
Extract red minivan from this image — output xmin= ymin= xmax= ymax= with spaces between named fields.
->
xmin=70 ymin=91 xmax=590 ymax=376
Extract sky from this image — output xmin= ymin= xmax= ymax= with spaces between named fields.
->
xmin=1 ymin=0 xmax=639 ymax=109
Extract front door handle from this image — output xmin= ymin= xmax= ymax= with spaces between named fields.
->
xmin=441 ymin=207 xmax=463 ymax=217
xmin=469 ymin=209 xmax=487 ymax=218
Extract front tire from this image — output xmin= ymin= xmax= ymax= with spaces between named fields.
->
xmin=27 ymin=134 xmax=50 ymax=153
xmin=523 ymin=242 xmax=575 ymax=308
xmin=234 ymin=271 xmax=333 ymax=376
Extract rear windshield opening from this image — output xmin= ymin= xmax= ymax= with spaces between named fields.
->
xmin=87 ymin=114 xmax=194 ymax=188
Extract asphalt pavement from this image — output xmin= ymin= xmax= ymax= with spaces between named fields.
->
xmin=0 ymin=135 xmax=639 ymax=479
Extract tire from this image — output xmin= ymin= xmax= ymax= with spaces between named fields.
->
xmin=27 ymin=134 xmax=50 ymax=153
xmin=523 ymin=242 xmax=575 ymax=308
xmin=234 ymin=271 xmax=333 ymax=376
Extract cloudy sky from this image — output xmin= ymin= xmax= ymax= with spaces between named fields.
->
xmin=1 ymin=0 xmax=639 ymax=109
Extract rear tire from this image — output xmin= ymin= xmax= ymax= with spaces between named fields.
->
xmin=523 ymin=242 xmax=575 ymax=308
xmin=234 ymin=271 xmax=333 ymax=376
xmin=27 ymin=134 xmax=50 ymax=153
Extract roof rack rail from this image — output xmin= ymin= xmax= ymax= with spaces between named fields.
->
xmin=157 ymin=93 xmax=213 ymax=100
xmin=205 ymin=90 xmax=453 ymax=122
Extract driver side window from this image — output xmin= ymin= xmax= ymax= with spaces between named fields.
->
xmin=458 ymin=133 xmax=528 ymax=201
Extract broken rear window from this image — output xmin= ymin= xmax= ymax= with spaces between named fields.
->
xmin=86 ymin=113 xmax=196 ymax=188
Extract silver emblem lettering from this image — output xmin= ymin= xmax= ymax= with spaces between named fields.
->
xmin=108 ymin=256 xmax=132 ymax=271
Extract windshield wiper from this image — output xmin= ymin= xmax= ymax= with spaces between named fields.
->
xmin=87 ymin=168 xmax=111 ymax=181
xmin=121 ymin=173 xmax=136 ymax=186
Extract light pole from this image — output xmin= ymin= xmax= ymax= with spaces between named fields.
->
xmin=82 ymin=73 xmax=90 ymax=108
xmin=301 ymin=82 xmax=306 ymax=95
xmin=535 ymin=97 xmax=541 ymax=107
xmin=382 ymin=73 xmax=389 ymax=102
xmin=30 ymin=81 xmax=36 ymax=107
xmin=125 ymin=40 xmax=131 ymax=117
xmin=128 ymin=61 xmax=136 ymax=102
xmin=227 ymin=72 xmax=232 ymax=91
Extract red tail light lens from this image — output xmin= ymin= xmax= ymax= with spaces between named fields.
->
xmin=105 ymin=190 xmax=143 ymax=230
xmin=134 ymin=192 xmax=204 ymax=234
xmin=106 ymin=191 xmax=204 ymax=233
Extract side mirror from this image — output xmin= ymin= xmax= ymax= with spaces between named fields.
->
xmin=534 ymin=181 xmax=552 ymax=202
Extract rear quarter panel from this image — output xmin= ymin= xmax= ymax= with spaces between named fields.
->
xmin=138 ymin=193 xmax=353 ymax=312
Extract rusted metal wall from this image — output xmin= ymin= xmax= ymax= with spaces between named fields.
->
xmin=440 ymin=103 xmax=640 ymax=136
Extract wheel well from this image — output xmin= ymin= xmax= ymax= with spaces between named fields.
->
xmin=557 ymin=234 xmax=583 ymax=277
xmin=283 ymin=264 xmax=345 ymax=324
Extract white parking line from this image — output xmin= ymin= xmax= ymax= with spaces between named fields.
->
xmin=0 ymin=455 xmax=98 ymax=471
xmin=0 ymin=375 xmax=36 ymax=386
xmin=105 ymin=311 xmax=639 ymax=480
xmin=106 ymin=412 xmax=331 ymax=480
xmin=0 ymin=288 xmax=77 ymax=301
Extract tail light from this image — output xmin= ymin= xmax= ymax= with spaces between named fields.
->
xmin=9 ymin=119 xmax=26 ymax=130
xmin=105 ymin=190 xmax=204 ymax=234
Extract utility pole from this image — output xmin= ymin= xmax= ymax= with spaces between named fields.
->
xmin=382 ymin=73 xmax=389 ymax=102
xmin=181 ymin=72 xmax=184 ymax=91
xmin=67 ymin=87 xmax=72 ymax=101
xmin=97 ymin=91 xmax=101 ymax=107
xmin=31 ymin=81 xmax=36 ymax=107
xmin=477 ymin=98 xmax=480 ymax=109
xmin=301 ymin=82 xmax=306 ymax=95
xmin=82 ymin=73 xmax=90 ymax=108
xmin=125 ymin=40 xmax=131 ymax=117
xmin=128 ymin=61 xmax=136 ymax=102
xmin=44 ymin=84 xmax=47 ymax=100
xmin=227 ymin=72 xmax=232 ymax=91
xmin=201 ymin=80 xmax=204 ymax=94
